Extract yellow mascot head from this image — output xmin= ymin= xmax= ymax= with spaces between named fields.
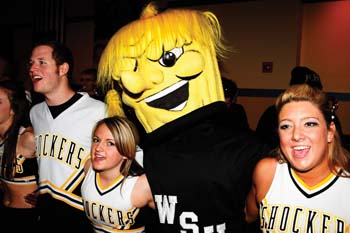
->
xmin=98 ymin=2 xmax=230 ymax=133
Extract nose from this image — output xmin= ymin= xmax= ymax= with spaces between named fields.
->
xmin=147 ymin=70 xmax=164 ymax=85
xmin=292 ymin=126 xmax=304 ymax=141
xmin=121 ymin=70 xmax=164 ymax=94
xmin=95 ymin=142 xmax=103 ymax=152
xmin=29 ymin=63 xmax=38 ymax=75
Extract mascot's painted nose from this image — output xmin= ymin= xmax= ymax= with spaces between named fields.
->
xmin=121 ymin=70 xmax=164 ymax=94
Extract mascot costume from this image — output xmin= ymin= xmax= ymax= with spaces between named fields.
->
xmin=98 ymin=2 xmax=267 ymax=232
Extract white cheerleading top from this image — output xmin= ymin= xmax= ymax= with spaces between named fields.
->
xmin=260 ymin=162 xmax=350 ymax=232
xmin=30 ymin=93 xmax=106 ymax=210
xmin=81 ymin=166 xmax=145 ymax=233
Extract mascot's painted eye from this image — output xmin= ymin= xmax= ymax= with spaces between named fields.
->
xmin=159 ymin=47 xmax=184 ymax=67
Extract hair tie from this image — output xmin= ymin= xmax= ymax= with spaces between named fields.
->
xmin=329 ymin=97 xmax=338 ymax=122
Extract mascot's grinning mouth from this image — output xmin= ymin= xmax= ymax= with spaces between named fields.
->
xmin=144 ymin=80 xmax=188 ymax=111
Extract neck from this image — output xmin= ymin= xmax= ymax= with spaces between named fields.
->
xmin=98 ymin=169 xmax=122 ymax=188
xmin=292 ymin=160 xmax=332 ymax=187
xmin=46 ymin=88 xmax=75 ymax=106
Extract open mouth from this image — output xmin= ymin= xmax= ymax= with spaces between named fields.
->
xmin=144 ymin=80 xmax=188 ymax=111
xmin=32 ymin=75 xmax=42 ymax=81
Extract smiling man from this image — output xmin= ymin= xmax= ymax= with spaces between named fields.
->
xmin=28 ymin=41 xmax=106 ymax=232
xmin=98 ymin=2 xmax=268 ymax=232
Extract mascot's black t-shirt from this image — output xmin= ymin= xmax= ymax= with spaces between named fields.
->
xmin=143 ymin=101 xmax=269 ymax=233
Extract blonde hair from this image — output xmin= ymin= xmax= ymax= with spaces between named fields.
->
xmin=274 ymin=84 xmax=350 ymax=176
xmin=93 ymin=116 xmax=140 ymax=178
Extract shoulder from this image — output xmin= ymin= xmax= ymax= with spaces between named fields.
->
xmin=19 ymin=126 xmax=34 ymax=141
xmin=253 ymin=157 xmax=279 ymax=201
xmin=82 ymin=94 xmax=106 ymax=111
xmin=84 ymin=93 xmax=105 ymax=105
xmin=30 ymin=101 xmax=46 ymax=112
xmin=75 ymin=94 xmax=107 ymax=118
xmin=29 ymin=102 xmax=47 ymax=121
xmin=134 ymin=174 xmax=148 ymax=189
xmin=254 ymin=157 xmax=278 ymax=176
xmin=18 ymin=127 xmax=36 ymax=158
xmin=234 ymin=131 xmax=270 ymax=159
xmin=233 ymin=103 xmax=246 ymax=111
xmin=19 ymin=126 xmax=33 ymax=134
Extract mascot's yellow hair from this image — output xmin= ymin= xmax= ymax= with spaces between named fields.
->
xmin=98 ymin=1 xmax=230 ymax=117
xmin=105 ymin=89 xmax=126 ymax=117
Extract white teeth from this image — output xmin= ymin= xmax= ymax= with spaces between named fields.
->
xmin=144 ymin=80 xmax=188 ymax=103
xmin=33 ymin=75 xmax=42 ymax=80
xmin=294 ymin=146 xmax=309 ymax=150
xmin=171 ymin=101 xmax=187 ymax=111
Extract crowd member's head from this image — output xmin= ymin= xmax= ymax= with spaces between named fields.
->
xmin=77 ymin=68 xmax=104 ymax=100
xmin=290 ymin=66 xmax=322 ymax=90
xmin=91 ymin=116 xmax=142 ymax=180
xmin=275 ymin=84 xmax=349 ymax=175
xmin=0 ymin=80 xmax=31 ymax=128
xmin=0 ymin=54 xmax=17 ymax=81
xmin=79 ymin=68 xmax=97 ymax=93
xmin=28 ymin=41 xmax=75 ymax=106
xmin=0 ymin=80 xmax=31 ymax=178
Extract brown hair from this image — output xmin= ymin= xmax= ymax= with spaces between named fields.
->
xmin=0 ymin=80 xmax=31 ymax=178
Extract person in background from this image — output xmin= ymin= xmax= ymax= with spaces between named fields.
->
xmin=28 ymin=40 xmax=106 ymax=232
xmin=0 ymin=80 xmax=38 ymax=231
xmin=82 ymin=116 xmax=154 ymax=232
xmin=0 ymin=54 xmax=16 ymax=81
xmin=222 ymin=77 xmax=250 ymax=131
xmin=255 ymin=66 xmax=346 ymax=151
xmin=78 ymin=68 xmax=104 ymax=101
xmin=245 ymin=84 xmax=350 ymax=232
xmin=0 ymin=53 xmax=34 ymax=104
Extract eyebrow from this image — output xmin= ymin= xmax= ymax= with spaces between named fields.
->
xmin=279 ymin=116 xmax=320 ymax=122
xmin=30 ymin=57 xmax=46 ymax=61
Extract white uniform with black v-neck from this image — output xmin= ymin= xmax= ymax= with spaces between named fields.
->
xmin=30 ymin=93 xmax=106 ymax=210
xmin=259 ymin=162 xmax=350 ymax=233
xmin=81 ymin=166 xmax=145 ymax=233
